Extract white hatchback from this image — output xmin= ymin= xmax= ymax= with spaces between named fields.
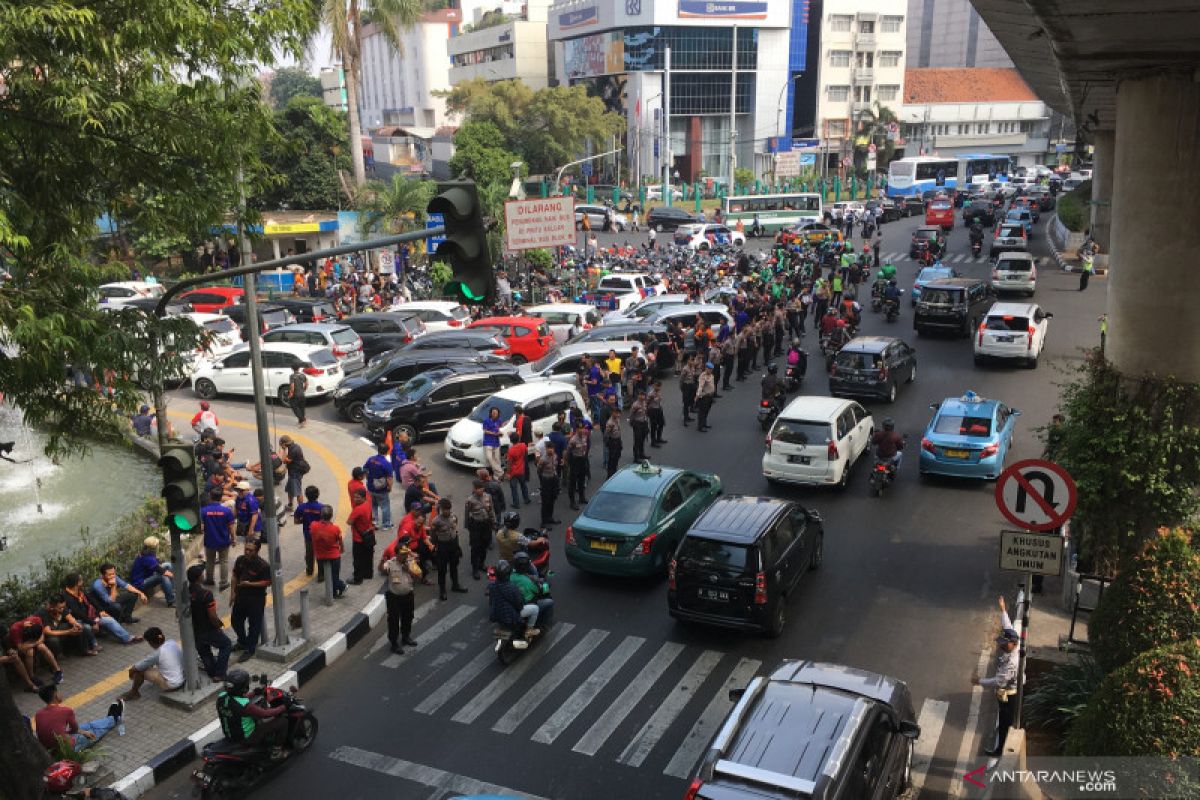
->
xmin=991 ymin=252 xmax=1037 ymax=295
xmin=98 ymin=281 xmax=165 ymax=308
xmin=191 ymin=342 xmax=343 ymax=404
xmin=761 ymin=396 xmax=875 ymax=489
xmin=524 ymin=303 xmax=602 ymax=343
xmin=974 ymin=302 xmax=1052 ymax=368
xmin=388 ymin=300 xmax=470 ymax=333
xmin=444 ymin=382 xmax=590 ymax=470
xmin=677 ymin=223 xmax=746 ymax=250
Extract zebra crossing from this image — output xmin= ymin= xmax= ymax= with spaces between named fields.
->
xmin=360 ymin=602 xmax=971 ymax=795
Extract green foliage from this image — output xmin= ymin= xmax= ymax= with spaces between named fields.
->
xmin=51 ymin=734 xmax=104 ymax=765
xmin=1089 ymin=528 xmax=1200 ymax=673
xmin=269 ymin=66 xmax=323 ymax=109
xmin=1050 ymin=357 xmax=1200 ymax=573
xmin=1023 ymin=654 xmax=1105 ymax=738
xmin=734 ymin=167 xmax=755 ymax=187
xmin=428 ymin=261 xmax=452 ymax=294
xmin=525 ymin=249 xmax=553 ymax=272
xmin=449 ymin=121 xmax=521 ymax=188
xmin=1067 ymin=638 xmax=1200 ymax=758
xmin=0 ymin=496 xmax=167 ymax=624
xmin=357 ymin=174 xmax=435 ymax=234
xmin=256 ymin=95 xmax=352 ymax=210
xmin=1056 ymin=181 xmax=1092 ymax=232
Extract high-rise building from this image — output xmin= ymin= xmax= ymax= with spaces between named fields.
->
xmin=357 ymin=8 xmax=462 ymax=133
xmin=906 ymin=0 xmax=1012 ymax=69
xmin=448 ymin=0 xmax=554 ymax=89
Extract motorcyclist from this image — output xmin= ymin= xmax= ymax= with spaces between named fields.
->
xmin=751 ymin=213 xmax=763 ymax=237
xmin=511 ymin=551 xmax=553 ymax=627
xmin=489 ymin=560 xmax=539 ymax=648
xmin=818 ymin=307 xmax=839 ymax=338
xmin=969 ymin=223 xmax=984 ymax=247
xmin=216 ymin=669 xmax=288 ymax=758
xmin=840 ymin=295 xmax=862 ymax=328
xmin=877 ymin=262 xmax=897 ymax=282
xmin=495 ymin=511 xmax=527 ymax=564
xmin=760 ymin=363 xmax=782 ymax=404
xmin=883 ymin=279 xmax=902 ymax=305
xmin=786 ymin=338 xmax=808 ymax=377
xmin=871 ymin=418 xmax=905 ymax=472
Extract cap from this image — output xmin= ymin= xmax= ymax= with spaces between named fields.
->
xmin=236 ymin=480 xmax=251 ymax=490
xmin=705 ymin=362 xmax=714 ymax=369
xmin=143 ymin=536 xmax=160 ymax=549
xmin=996 ymin=628 xmax=1020 ymax=644
xmin=409 ymin=501 xmax=425 ymax=511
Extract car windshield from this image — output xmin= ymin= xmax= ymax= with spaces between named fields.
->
xmin=772 ymin=419 xmax=831 ymax=445
xmin=677 ymin=537 xmax=749 ymax=572
xmin=331 ymin=328 xmax=359 ymax=346
xmin=917 ymin=269 xmax=952 ymax=282
xmin=985 ymin=315 xmax=1029 ymax=331
xmin=934 ymin=413 xmax=994 ymax=437
xmin=529 ymin=347 xmax=562 ymax=372
xmin=585 ymin=491 xmax=654 ymax=525
xmin=261 ymin=309 xmax=289 ymax=326
xmin=202 ymin=318 xmax=236 ymax=335
xmin=930 ymin=201 xmax=952 ymax=211
xmin=394 ymin=372 xmax=439 ymax=401
xmin=309 ymin=349 xmax=338 ymax=367
xmin=468 ymin=396 xmax=517 ymax=424
xmin=914 ymin=230 xmax=937 ymax=240
xmin=998 ymin=259 xmax=1032 ymax=272
xmin=921 ymin=288 xmax=964 ymax=305
xmin=998 ymin=226 xmax=1023 ymax=237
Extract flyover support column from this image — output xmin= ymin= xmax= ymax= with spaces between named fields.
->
xmin=1108 ymin=72 xmax=1200 ymax=382
xmin=1089 ymin=129 xmax=1114 ymax=273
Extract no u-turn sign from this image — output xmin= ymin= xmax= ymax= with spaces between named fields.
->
xmin=995 ymin=459 xmax=1077 ymax=532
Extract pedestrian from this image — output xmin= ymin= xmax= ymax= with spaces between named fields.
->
xmin=293 ymin=485 xmax=323 ymax=577
xmin=310 ymin=505 xmax=347 ymax=598
xmin=233 ymin=481 xmax=261 ymax=541
xmin=287 ymin=364 xmax=307 ymax=427
xmin=379 ymin=545 xmax=420 ymax=655
xmin=604 ymin=408 xmax=623 ymax=476
xmin=364 ymin=442 xmax=394 ymax=530
xmin=464 ymin=479 xmax=495 ymax=579
xmin=229 ymin=538 xmax=270 ymax=663
xmin=186 ymin=564 xmax=231 ymax=681
xmin=477 ymin=467 xmax=507 ymax=519
xmin=628 ymin=391 xmax=649 ymax=462
xmin=647 ymin=226 xmax=657 ymax=251
xmin=429 ymin=497 xmax=468 ymax=600
xmin=696 ymin=361 xmax=716 ymax=432
xmin=506 ymin=432 xmax=531 ymax=507
xmin=1098 ymin=314 xmax=1107 ymax=354
xmin=566 ymin=420 xmax=590 ymax=509
xmin=122 ymin=627 xmax=184 ymax=700
xmin=90 ymin=563 xmax=146 ymax=624
xmin=129 ymin=536 xmax=175 ymax=608
xmin=972 ymin=596 xmax=1021 ymax=757
xmin=536 ymin=445 xmax=561 ymax=527
xmin=347 ymin=488 xmax=376 ymax=583
xmin=279 ymin=435 xmax=308 ymax=512
xmin=647 ymin=380 xmax=667 ymax=446
xmin=736 ymin=326 xmax=750 ymax=381
xmin=62 ymin=572 xmax=135 ymax=646
xmin=679 ymin=357 xmax=698 ymax=425
xmin=34 ymin=685 xmax=126 ymax=752
xmin=1079 ymin=253 xmax=1094 ymax=291
xmin=720 ymin=332 xmax=736 ymax=391
xmin=482 ymin=406 xmax=503 ymax=478
xmin=199 ymin=488 xmax=233 ymax=590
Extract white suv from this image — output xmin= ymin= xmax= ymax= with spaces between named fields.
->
xmin=974 ymin=301 xmax=1052 ymax=368
xmin=991 ymin=252 xmax=1037 ymax=295
xmin=762 ymin=396 xmax=874 ymax=489
xmin=676 ymin=223 xmax=746 ymax=250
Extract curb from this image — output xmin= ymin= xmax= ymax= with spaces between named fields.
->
xmin=110 ymin=592 xmax=386 ymax=798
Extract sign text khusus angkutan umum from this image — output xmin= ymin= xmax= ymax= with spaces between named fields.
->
xmin=504 ymin=197 xmax=577 ymax=251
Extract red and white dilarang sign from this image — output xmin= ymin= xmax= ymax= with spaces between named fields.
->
xmin=503 ymin=197 xmax=577 ymax=251
xmin=995 ymin=459 xmax=1077 ymax=532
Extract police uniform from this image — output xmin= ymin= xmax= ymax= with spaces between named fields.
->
xmin=979 ymin=610 xmax=1020 ymax=756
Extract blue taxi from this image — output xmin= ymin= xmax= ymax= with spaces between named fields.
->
xmin=911 ymin=265 xmax=957 ymax=306
xmin=1004 ymin=207 xmax=1034 ymax=236
xmin=919 ymin=391 xmax=1020 ymax=480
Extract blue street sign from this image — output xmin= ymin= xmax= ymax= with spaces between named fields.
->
xmin=426 ymin=212 xmax=445 ymax=251
xmin=581 ymin=162 xmax=593 ymax=178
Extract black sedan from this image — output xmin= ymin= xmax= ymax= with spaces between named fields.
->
xmin=646 ymin=206 xmax=704 ymax=232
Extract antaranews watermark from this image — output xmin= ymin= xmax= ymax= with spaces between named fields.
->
xmin=964 ymin=757 xmax=1200 ymax=798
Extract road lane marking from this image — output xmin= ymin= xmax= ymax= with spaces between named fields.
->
xmin=572 ymin=640 xmax=686 ymax=757
xmin=533 ymin=635 xmax=646 ymax=745
xmin=952 ymin=645 xmax=993 ymax=798
xmin=910 ymin=698 xmax=949 ymax=797
xmin=493 ymin=628 xmax=610 ymax=734
xmin=663 ymin=657 xmax=761 ymax=778
xmin=381 ymin=604 xmax=474 ymax=668
xmin=328 ymin=745 xmax=551 ymax=800
xmin=450 ymin=624 xmax=576 ymax=725
xmin=617 ymin=649 xmax=723 ymax=768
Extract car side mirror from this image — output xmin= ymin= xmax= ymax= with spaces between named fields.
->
xmin=1044 ymin=312 xmax=1053 ymax=319
xmin=728 ymin=687 xmax=746 ymax=702
xmin=1012 ymin=409 xmax=1021 ymax=416
xmin=898 ymin=720 xmax=921 ymax=740
xmin=929 ymin=402 xmax=939 ymax=410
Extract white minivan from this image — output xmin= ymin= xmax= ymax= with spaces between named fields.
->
xmin=524 ymin=303 xmax=602 ymax=343
xmin=761 ymin=396 xmax=875 ymax=489
xmin=443 ymin=382 xmax=590 ymax=470
xmin=974 ymin=301 xmax=1052 ymax=368
xmin=991 ymin=252 xmax=1037 ymax=295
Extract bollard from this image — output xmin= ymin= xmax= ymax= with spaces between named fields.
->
xmin=323 ymin=565 xmax=334 ymax=607
xmin=299 ymin=588 xmax=312 ymax=641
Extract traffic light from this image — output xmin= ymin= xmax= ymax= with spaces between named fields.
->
xmin=159 ymin=444 xmax=200 ymax=535
xmin=427 ymin=180 xmax=493 ymax=304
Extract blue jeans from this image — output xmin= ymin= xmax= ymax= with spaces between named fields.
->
xmin=195 ymin=629 xmax=232 ymax=679
xmin=139 ymin=568 xmax=175 ymax=605
xmin=509 ymin=475 xmax=530 ymax=507
xmin=98 ymin=613 xmax=133 ymax=643
xmin=370 ymin=491 xmax=392 ymax=529
xmin=69 ymin=716 xmax=117 ymax=750
xmin=318 ymin=558 xmax=347 ymax=597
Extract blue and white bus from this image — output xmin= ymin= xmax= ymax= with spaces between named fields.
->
xmin=887 ymin=154 xmax=1012 ymax=197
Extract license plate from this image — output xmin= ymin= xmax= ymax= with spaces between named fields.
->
xmin=699 ymin=588 xmax=730 ymax=602
xmin=944 ymin=449 xmax=970 ymax=458
xmin=996 ymin=336 xmax=1013 ymax=343
xmin=788 ymin=455 xmax=810 ymax=465
xmin=449 ymin=449 xmax=467 ymax=460
xmin=591 ymin=540 xmax=618 ymax=554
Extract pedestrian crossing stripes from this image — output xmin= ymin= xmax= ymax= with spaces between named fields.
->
xmin=663 ymin=657 xmax=761 ymax=778
xmin=493 ymin=628 xmax=610 ymax=734
xmin=532 ymin=635 xmax=646 ymax=745
xmin=617 ymin=649 xmax=723 ymax=768
xmin=450 ymin=624 xmax=576 ymax=725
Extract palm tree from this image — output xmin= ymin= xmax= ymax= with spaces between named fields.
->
xmin=323 ymin=0 xmax=424 ymax=190
xmin=358 ymin=173 xmax=435 ymax=233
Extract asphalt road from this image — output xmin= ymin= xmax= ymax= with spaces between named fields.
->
xmin=149 ymin=209 xmax=1105 ymax=800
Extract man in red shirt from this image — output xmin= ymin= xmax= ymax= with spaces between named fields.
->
xmin=390 ymin=502 xmax=434 ymax=580
xmin=506 ymin=432 xmax=531 ymax=507
xmin=347 ymin=467 xmax=367 ymax=505
xmin=347 ymin=489 xmax=376 ymax=584
xmin=310 ymin=506 xmax=346 ymax=597
xmin=34 ymin=685 xmax=125 ymax=751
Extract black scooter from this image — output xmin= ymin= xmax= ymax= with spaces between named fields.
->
xmin=192 ymin=675 xmax=318 ymax=799
xmin=757 ymin=391 xmax=784 ymax=431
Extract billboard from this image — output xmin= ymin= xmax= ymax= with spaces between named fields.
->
xmin=563 ymin=31 xmax=624 ymax=79
xmin=504 ymin=197 xmax=576 ymax=251
xmin=558 ymin=6 xmax=598 ymax=30
xmin=678 ymin=0 xmax=769 ymax=18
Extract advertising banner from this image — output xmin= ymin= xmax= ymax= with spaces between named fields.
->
xmin=504 ymin=197 xmax=576 ymax=251
xmin=563 ymin=31 xmax=624 ymax=79
xmin=558 ymin=6 xmax=598 ymax=30
xmin=678 ymin=0 xmax=769 ymax=19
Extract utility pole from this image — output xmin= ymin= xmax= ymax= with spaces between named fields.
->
xmin=663 ymin=46 xmax=672 ymax=207
xmin=728 ymin=25 xmax=738 ymax=193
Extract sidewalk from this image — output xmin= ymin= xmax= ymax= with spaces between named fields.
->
xmin=12 ymin=412 xmax=404 ymax=795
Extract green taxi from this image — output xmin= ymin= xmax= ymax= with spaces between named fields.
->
xmin=565 ymin=462 xmax=722 ymax=577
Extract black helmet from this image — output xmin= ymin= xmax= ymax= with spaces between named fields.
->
xmin=883 ymin=417 xmax=895 ymax=431
xmin=767 ymin=363 xmax=778 ymax=374
xmin=224 ymin=669 xmax=250 ymax=695
xmin=495 ymin=560 xmax=513 ymax=582
xmin=513 ymin=551 xmax=530 ymax=567
xmin=502 ymin=510 xmax=520 ymax=530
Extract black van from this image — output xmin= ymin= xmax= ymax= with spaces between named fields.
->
xmin=913 ymin=278 xmax=992 ymax=337
xmin=668 ymin=495 xmax=823 ymax=638
xmin=333 ymin=349 xmax=507 ymax=422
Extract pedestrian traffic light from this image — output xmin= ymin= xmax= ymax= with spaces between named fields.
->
xmin=159 ymin=444 xmax=200 ymax=534
xmin=427 ymin=180 xmax=493 ymax=304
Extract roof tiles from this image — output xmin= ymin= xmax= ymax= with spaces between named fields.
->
xmin=904 ymin=68 xmax=1039 ymax=104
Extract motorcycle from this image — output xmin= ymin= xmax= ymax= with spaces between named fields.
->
xmin=870 ymin=279 xmax=887 ymax=312
xmin=783 ymin=360 xmax=805 ymax=392
xmin=749 ymin=221 xmax=765 ymax=238
xmin=191 ymin=675 xmax=318 ymax=799
xmin=883 ymin=296 xmax=901 ymax=323
xmin=869 ymin=457 xmax=898 ymax=497
xmin=971 ymin=238 xmax=983 ymax=258
xmin=757 ymin=392 xmax=783 ymax=431
xmin=522 ymin=527 xmax=551 ymax=574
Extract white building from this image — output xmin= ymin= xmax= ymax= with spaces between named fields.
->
xmin=900 ymin=68 xmax=1051 ymax=167
xmin=448 ymin=0 xmax=553 ymax=89
xmin=357 ymin=7 xmax=462 ymax=133
xmin=319 ymin=67 xmax=347 ymax=111
xmin=547 ymin=0 xmax=795 ymax=185
xmin=813 ymin=0 xmax=907 ymax=174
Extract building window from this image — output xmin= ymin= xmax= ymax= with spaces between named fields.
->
xmin=858 ymin=20 xmax=875 ymax=34
xmin=827 ymin=85 xmax=850 ymax=102
xmin=853 ymin=85 xmax=872 ymax=103
xmin=879 ymin=51 xmax=901 ymax=67
xmin=830 ymin=14 xmax=852 ymax=32
xmin=881 ymin=15 xmax=903 ymax=33
xmin=1020 ymin=120 xmax=1036 ymax=133
xmin=827 ymin=119 xmax=848 ymax=138
xmin=878 ymin=85 xmax=899 ymax=102
xmin=829 ymin=50 xmax=851 ymax=67
xmin=855 ymin=51 xmax=873 ymax=68
xmin=977 ymin=123 xmax=989 ymax=134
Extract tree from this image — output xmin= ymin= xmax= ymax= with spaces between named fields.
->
xmin=269 ymin=66 xmax=324 ymax=109
xmin=852 ymin=103 xmax=900 ymax=179
xmin=321 ymin=0 xmax=424 ymax=190
xmin=0 ymin=0 xmax=318 ymax=793
xmin=357 ymin=174 xmax=435 ymax=234
xmin=448 ymin=120 xmax=522 ymax=189
xmin=256 ymin=96 xmax=353 ymax=210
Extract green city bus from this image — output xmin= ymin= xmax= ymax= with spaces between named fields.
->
xmin=722 ymin=192 xmax=823 ymax=234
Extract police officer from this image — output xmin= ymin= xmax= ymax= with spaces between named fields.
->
xmin=972 ymin=596 xmax=1021 ymax=757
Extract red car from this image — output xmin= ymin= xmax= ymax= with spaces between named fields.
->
xmin=177 ymin=286 xmax=245 ymax=313
xmin=924 ymin=196 xmax=955 ymax=231
xmin=467 ymin=315 xmax=553 ymax=364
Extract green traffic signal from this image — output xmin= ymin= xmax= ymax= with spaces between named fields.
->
xmin=428 ymin=180 xmax=494 ymax=305
xmin=159 ymin=444 xmax=200 ymax=534
xmin=444 ymin=280 xmax=486 ymax=303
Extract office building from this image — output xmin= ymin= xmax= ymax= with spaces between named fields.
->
xmin=906 ymin=0 xmax=1012 ymax=69
xmin=449 ymin=0 xmax=553 ymax=89
xmin=357 ymin=7 xmax=462 ymax=133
